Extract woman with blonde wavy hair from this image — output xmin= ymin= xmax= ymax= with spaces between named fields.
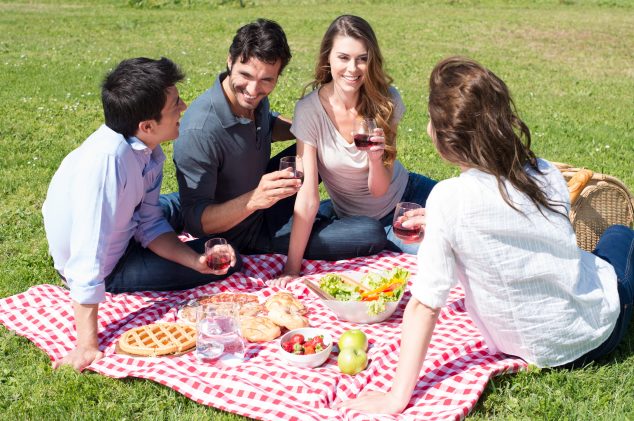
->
xmin=272 ymin=15 xmax=437 ymax=286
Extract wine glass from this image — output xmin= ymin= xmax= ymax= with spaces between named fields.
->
xmin=352 ymin=118 xmax=377 ymax=150
xmin=279 ymin=156 xmax=304 ymax=183
xmin=204 ymin=238 xmax=232 ymax=271
xmin=392 ymin=202 xmax=423 ymax=242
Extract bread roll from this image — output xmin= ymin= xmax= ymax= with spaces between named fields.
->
xmin=567 ymin=169 xmax=593 ymax=204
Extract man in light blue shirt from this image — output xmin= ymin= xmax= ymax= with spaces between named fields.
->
xmin=42 ymin=57 xmax=241 ymax=372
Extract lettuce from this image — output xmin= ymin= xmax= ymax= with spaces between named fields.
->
xmin=318 ymin=267 xmax=410 ymax=316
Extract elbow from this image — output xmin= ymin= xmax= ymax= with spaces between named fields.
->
xmin=369 ymin=186 xmax=389 ymax=197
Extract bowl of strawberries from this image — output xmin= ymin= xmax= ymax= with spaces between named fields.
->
xmin=278 ymin=327 xmax=333 ymax=368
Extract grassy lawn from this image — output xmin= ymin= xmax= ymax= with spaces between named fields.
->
xmin=1 ymin=0 xmax=633 ymax=418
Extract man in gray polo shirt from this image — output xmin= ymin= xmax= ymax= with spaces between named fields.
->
xmin=173 ymin=19 xmax=386 ymax=276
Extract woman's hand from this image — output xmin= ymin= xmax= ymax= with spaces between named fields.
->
xmin=267 ymin=271 xmax=300 ymax=288
xmin=400 ymin=208 xmax=426 ymax=243
xmin=367 ymin=128 xmax=386 ymax=162
xmin=335 ymin=389 xmax=409 ymax=415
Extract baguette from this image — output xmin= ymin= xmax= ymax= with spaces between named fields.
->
xmin=567 ymin=169 xmax=593 ymax=204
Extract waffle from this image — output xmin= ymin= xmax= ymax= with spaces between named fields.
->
xmin=118 ymin=323 xmax=196 ymax=357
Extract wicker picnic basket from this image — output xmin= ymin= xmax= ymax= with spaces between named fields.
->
xmin=554 ymin=162 xmax=634 ymax=252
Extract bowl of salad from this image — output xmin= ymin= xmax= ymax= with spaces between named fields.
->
xmin=312 ymin=267 xmax=409 ymax=324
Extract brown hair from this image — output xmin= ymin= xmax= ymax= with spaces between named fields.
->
xmin=428 ymin=56 xmax=564 ymax=216
xmin=306 ymin=15 xmax=397 ymax=167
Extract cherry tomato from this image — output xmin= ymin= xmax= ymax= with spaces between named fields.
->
xmin=304 ymin=344 xmax=316 ymax=355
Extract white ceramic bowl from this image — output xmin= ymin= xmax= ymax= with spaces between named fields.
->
xmin=277 ymin=327 xmax=333 ymax=368
xmin=321 ymin=294 xmax=404 ymax=324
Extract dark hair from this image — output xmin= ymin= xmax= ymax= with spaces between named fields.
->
xmin=307 ymin=15 xmax=397 ymax=167
xmin=228 ymin=18 xmax=291 ymax=73
xmin=101 ymin=57 xmax=185 ymax=138
xmin=428 ymin=56 xmax=564 ymax=216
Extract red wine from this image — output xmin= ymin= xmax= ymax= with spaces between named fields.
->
xmin=353 ymin=133 xmax=373 ymax=148
xmin=207 ymin=254 xmax=231 ymax=271
xmin=294 ymin=170 xmax=304 ymax=183
xmin=393 ymin=221 xmax=423 ymax=241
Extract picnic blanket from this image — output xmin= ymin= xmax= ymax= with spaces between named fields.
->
xmin=0 ymin=252 xmax=527 ymax=420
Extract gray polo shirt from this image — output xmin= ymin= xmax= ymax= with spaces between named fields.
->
xmin=173 ymin=72 xmax=278 ymax=247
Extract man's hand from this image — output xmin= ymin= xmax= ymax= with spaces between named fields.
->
xmin=192 ymin=244 xmax=238 ymax=276
xmin=336 ymin=389 xmax=408 ymax=415
xmin=247 ymin=170 xmax=301 ymax=211
xmin=52 ymin=344 xmax=103 ymax=372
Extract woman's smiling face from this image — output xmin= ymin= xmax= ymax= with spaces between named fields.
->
xmin=328 ymin=35 xmax=368 ymax=96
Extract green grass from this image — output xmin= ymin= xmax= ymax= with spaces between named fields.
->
xmin=1 ymin=0 xmax=633 ymax=419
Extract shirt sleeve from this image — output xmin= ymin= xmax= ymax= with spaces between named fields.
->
xmin=64 ymin=153 xmax=126 ymax=304
xmin=290 ymin=94 xmax=320 ymax=148
xmin=174 ymin=128 xmax=219 ymax=237
xmin=409 ymin=182 xmax=459 ymax=309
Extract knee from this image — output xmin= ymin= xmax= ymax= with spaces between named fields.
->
xmin=356 ymin=217 xmax=388 ymax=252
xmin=602 ymin=224 xmax=634 ymax=241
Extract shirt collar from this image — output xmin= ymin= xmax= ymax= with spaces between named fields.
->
xmin=211 ymin=71 xmax=268 ymax=129
xmin=127 ymin=135 xmax=166 ymax=173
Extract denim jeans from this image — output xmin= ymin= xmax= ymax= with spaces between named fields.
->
xmin=563 ymin=224 xmax=634 ymax=368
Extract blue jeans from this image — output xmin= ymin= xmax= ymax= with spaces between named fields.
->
xmin=563 ymin=225 xmax=634 ymax=368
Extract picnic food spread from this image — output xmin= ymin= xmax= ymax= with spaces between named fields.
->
xmin=318 ymin=267 xmax=409 ymax=316
xmin=118 ymin=322 xmax=196 ymax=357
xmin=176 ymin=291 xmax=309 ymax=343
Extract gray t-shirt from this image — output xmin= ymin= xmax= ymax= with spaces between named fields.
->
xmin=290 ymin=86 xmax=408 ymax=219
xmin=173 ymin=72 xmax=277 ymax=246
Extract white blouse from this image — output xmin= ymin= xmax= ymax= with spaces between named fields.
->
xmin=410 ymin=159 xmax=619 ymax=367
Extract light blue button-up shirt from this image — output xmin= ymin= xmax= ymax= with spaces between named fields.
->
xmin=42 ymin=124 xmax=173 ymax=304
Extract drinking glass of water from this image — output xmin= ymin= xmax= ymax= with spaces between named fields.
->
xmin=196 ymin=302 xmax=245 ymax=363
xmin=392 ymin=202 xmax=423 ymax=242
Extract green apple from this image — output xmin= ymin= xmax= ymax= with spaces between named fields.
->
xmin=338 ymin=329 xmax=368 ymax=351
xmin=338 ymin=347 xmax=368 ymax=375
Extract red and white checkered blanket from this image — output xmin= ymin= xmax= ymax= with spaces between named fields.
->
xmin=0 ymin=252 xmax=527 ymax=420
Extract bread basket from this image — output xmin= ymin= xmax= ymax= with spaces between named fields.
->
xmin=554 ymin=162 xmax=634 ymax=252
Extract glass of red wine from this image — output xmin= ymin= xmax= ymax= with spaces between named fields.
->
xmin=352 ymin=118 xmax=377 ymax=150
xmin=279 ymin=156 xmax=304 ymax=183
xmin=204 ymin=238 xmax=232 ymax=271
xmin=392 ymin=202 xmax=424 ymax=242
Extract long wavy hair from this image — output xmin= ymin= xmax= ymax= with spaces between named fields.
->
xmin=306 ymin=15 xmax=397 ymax=167
xmin=428 ymin=56 xmax=564 ymax=216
